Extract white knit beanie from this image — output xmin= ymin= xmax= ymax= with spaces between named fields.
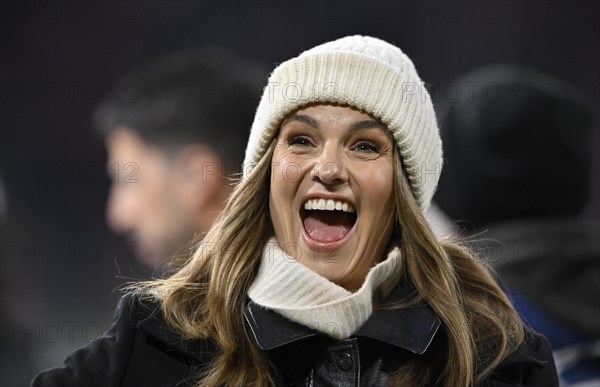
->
xmin=243 ymin=35 xmax=442 ymax=211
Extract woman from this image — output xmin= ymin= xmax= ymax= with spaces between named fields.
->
xmin=33 ymin=35 xmax=557 ymax=386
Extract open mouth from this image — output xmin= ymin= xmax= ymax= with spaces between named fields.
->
xmin=300 ymin=198 xmax=357 ymax=244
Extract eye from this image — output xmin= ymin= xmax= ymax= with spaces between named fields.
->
xmin=352 ymin=140 xmax=380 ymax=154
xmin=288 ymin=135 xmax=313 ymax=148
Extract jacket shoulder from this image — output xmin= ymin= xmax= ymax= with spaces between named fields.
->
xmin=30 ymin=293 xmax=153 ymax=387
xmin=31 ymin=293 xmax=214 ymax=387
xmin=481 ymin=328 xmax=559 ymax=386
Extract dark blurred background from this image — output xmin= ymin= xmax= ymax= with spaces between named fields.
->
xmin=1 ymin=1 xmax=598 ymax=385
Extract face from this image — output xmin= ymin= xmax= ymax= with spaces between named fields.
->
xmin=269 ymin=104 xmax=396 ymax=291
xmin=105 ymin=128 xmax=197 ymax=267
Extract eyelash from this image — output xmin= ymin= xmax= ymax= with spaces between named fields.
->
xmin=287 ymin=135 xmax=313 ymax=147
xmin=286 ymin=135 xmax=382 ymax=154
xmin=352 ymin=140 xmax=380 ymax=153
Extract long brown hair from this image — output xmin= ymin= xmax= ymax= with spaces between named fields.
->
xmin=136 ymin=136 xmax=524 ymax=386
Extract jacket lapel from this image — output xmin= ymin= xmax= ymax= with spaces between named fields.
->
xmin=354 ymin=304 xmax=440 ymax=354
xmin=244 ymin=284 xmax=441 ymax=354
xmin=244 ymin=301 xmax=319 ymax=350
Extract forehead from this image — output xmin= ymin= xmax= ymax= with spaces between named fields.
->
xmin=290 ymin=104 xmax=376 ymax=124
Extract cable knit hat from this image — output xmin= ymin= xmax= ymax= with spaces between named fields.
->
xmin=243 ymin=35 xmax=442 ymax=211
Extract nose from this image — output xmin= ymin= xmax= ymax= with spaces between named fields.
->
xmin=311 ymin=144 xmax=348 ymax=186
xmin=106 ymin=185 xmax=135 ymax=234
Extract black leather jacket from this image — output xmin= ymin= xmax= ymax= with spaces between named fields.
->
xmin=32 ymin=290 xmax=558 ymax=386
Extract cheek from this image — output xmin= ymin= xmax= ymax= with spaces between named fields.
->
xmin=140 ymin=176 xmax=177 ymax=229
xmin=269 ymin=159 xmax=292 ymax=229
xmin=270 ymin=148 xmax=304 ymax=200
xmin=273 ymin=153 xmax=305 ymax=187
xmin=269 ymin=160 xmax=286 ymax=209
xmin=269 ymin=151 xmax=307 ymax=235
xmin=143 ymin=179 xmax=170 ymax=212
xmin=358 ymin=162 xmax=395 ymax=214
xmin=363 ymin=163 xmax=394 ymax=196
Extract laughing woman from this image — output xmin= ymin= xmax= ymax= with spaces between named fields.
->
xmin=33 ymin=36 xmax=558 ymax=387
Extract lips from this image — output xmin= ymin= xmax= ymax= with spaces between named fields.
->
xmin=301 ymin=198 xmax=357 ymax=247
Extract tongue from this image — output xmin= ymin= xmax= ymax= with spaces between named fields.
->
xmin=303 ymin=211 xmax=354 ymax=243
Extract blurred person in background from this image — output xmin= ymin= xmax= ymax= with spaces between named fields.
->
xmin=94 ymin=49 xmax=265 ymax=272
xmin=434 ymin=64 xmax=599 ymax=386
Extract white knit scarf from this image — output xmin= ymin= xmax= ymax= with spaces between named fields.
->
xmin=248 ymin=237 xmax=402 ymax=340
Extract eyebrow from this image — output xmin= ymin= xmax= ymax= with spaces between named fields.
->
xmin=281 ymin=115 xmax=388 ymax=133
xmin=281 ymin=114 xmax=319 ymax=129
xmin=348 ymin=120 xmax=388 ymax=132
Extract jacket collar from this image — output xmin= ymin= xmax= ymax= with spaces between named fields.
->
xmin=137 ymin=302 xmax=217 ymax=363
xmin=244 ymin=284 xmax=441 ymax=355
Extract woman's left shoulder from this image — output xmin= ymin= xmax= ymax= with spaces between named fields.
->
xmin=480 ymin=328 xmax=559 ymax=386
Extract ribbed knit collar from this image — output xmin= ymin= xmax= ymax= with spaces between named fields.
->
xmin=248 ymin=237 xmax=402 ymax=340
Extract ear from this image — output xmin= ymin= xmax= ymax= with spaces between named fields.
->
xmin=172 ymin=144 xmax=225 ymax=212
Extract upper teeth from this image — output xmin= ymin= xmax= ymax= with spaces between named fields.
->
xmin=304 ymin=199 xmax=355 ymax=213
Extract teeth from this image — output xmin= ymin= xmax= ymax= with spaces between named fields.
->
xmin=303 ymin=198 xmax=355 ymax=213
xmin=318 ymin=199 xmax=326 ymax=210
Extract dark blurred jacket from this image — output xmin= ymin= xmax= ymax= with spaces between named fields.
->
xmin=480 ymin=218 xmax=599 ymax=338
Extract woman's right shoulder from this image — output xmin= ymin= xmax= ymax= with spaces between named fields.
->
xmin=31 ymin=292 xmax=216 ymax=387
xmin=114 ymin=291 xmax=163 ymax=322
